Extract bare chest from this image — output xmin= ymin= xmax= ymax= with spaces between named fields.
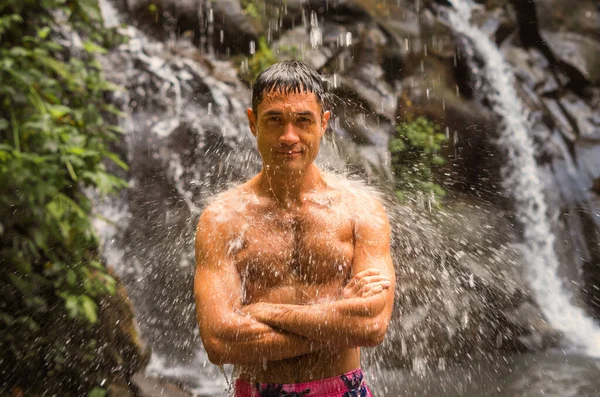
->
xmin=233 ymin=203 xmax=354 ymax=302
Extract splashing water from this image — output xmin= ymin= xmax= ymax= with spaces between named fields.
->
xmin=309 ymin=11 xmax=323 ymax=50
xmin=444 ymin=0 xmax=600 ymax=356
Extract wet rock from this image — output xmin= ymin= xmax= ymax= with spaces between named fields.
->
xmin=558 ymin=92 xmax=600 ymax=140
xmin=131 ymin=373 xmax=192 ymax=397
xmin=307 ymin=0 xmax=373 ymax=25
xmin=265 ymin=0 xmax=305 ymax=30
xmin=115 ymin=0 xmax=201 ymax=41
xmin=343 ymin=26 xmax=397 ymax=120
xmin=98 ymin=24 xmax=259 ymax=365
xmin=534 ymin=0 xmax=600 ymax=39
xmin=503 ymin=302 xmax=562 ymax=352
xmin=502 ymin=46 xmax=547 ymax=89
xmin=107 ymin=379 xmax=136 ymax=397
xmin=116 ymin=0 xmax=262 ymax=55
xmin=97 ymin=269 xmax=152 ymax=376
xmin=212 ymin=0 xmax=263 ymax=55
xmin=541 ymin=31 xmax=600 ymax=85
xmin=270 ymin=26 xmax=328 ymax=69
xmin=592 ymin=178 xmax=600 ymax=195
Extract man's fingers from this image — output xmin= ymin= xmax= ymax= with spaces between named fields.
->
xmin=351 ymin=268 xmax=381 ymax=282
xmin=362 ymin=285 xmax=384 ymax=297
xmin=357 ymin=281 xmax=390 ymax=296
xmin=343 ymin=269 xmax=390 ymax=298
xmin=355 ymin=277 xmax=391 ymax=293
xmin=358 ymin=275 xmax=391 ymax=285
xmin=347 ymin=269 xmax=384 ymax=289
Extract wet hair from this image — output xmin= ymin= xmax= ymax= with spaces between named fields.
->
xmin=251 ymin=60 xmax=329 ymax=114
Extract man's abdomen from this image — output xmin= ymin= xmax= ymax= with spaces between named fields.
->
xmin=238 ymin=347 xmax=360 ymax=384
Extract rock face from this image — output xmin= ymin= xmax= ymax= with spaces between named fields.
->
xmin=97 ymin=269 xmax=152 ymax=377
xmin=93 ymin=0 xmax=600 ymax=389
xmin=505 ymin=0 xmax=600 ymax=316
xmin=97 ymin=24 xmax=259 ymax=366
xmin=116 ymin=0 xmax=263 ymax=55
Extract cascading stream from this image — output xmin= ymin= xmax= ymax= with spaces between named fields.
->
xmin=443 ymin=0 xmax=600 ymax=357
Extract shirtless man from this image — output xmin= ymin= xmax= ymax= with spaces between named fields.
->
xmin=194 ymin=61 xmax=395 ymax=397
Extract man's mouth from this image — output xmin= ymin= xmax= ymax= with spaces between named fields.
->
xmin=275 ymin=150 xmax=303 ymax=155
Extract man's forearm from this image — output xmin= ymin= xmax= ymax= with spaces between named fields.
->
xmin=244 ymin=295 xmax=388 ymax=348
xmin=202 ymin=313 xmax=324 ymax=365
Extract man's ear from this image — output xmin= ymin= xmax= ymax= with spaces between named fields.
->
xmin=320 ymin=110 xmax=331 ymax=137
xmin=247 ymin=108 xmax=257 ymax=137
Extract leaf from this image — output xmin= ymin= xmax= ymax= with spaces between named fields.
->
xmin=80 ymin=295 xmax=98 ymax=323
xmin=389 ymin=139 xmax=406 ymax=153
xmin=66 ymin=269 xmax=77 ymax=287
xmin=98 ymin=80 xmax=124 ymax=92
xmin=83 ymin=40 xmax=107 ymax=54
xmin=9 ymin=274 xmax=32 ymax=294
xmin=15 ymin=258 xmax=32 ymax=274
xmin=65 ymin=160 xmax=78 ymax=181
xmin=0 ymin=312 xmax=15 ymax=326
xmin=66 ymin=146 xmax=86 ymax=156
xmin=48 ymin=104 xmax=72 ymax=120
xmin=37 ymin=55 xmax=75 ymax=85
xmin=16 ymin=315 xmax=40 ymax=332
xmin=65 ymin=295 xmax=79 ymax=318
xmin=104 ymin=151 xmax=128 ymax=170
xmin=106 ymin=125 xmax=125 ymax=134
xmin=7 ymin=68 xmax=34 ymax=86
xmin=0 ymin=118 xmax=8 ymax=130
xmin=75 ymin=0 xmax=102 ymax=21
xmin=88 ymin=387 xmax=107 ymax=397
xmin=432 ymin=156 xmax=445 ymax=166
xmin=0 ymin=56 xmax=15 ymax=71
xmin=104 ymin=274 xmax=116 ymax=295
xmin=89 ymin=260 xmax=104 ymax=270
xmin=101 ymin=104 xmax=126 ymax=117
xmin=9 ymin=47 xmax=29 ymax=57
xmin=37 ymin=27 xmax=51 ymax=39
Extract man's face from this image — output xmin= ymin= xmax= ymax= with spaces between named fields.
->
xmin=247 ymin=90 xmax=331 ymax=174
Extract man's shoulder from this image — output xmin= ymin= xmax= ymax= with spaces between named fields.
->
xmin=199 ymin=183 xmax=255 ymax=226
xmin=323 ymin=173 xmax=384 ymax=210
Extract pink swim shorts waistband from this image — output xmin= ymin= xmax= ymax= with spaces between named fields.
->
xmin=234 ymin=368 xmax=372 ymax=397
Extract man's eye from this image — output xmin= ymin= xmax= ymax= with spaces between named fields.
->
xmin=297 ymin=117 xmax=311 ymax=123
xmin=268 ymin=116 xmax=281 ymax=122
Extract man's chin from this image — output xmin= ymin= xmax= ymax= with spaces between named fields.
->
xmin=270 ymin=161 xmax=308 ymax=174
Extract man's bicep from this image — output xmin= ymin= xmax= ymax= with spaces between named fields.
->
xmin=352 ymin=199 xmax=394 ymax=275
xmin=193 ymin=212 xmax=243 ymax=336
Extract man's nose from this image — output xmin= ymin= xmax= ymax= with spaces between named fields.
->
xmin=279 ymin=122 xmax=300 ymax=146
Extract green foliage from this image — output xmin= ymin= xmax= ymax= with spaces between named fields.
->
xmin=390 ymin=116 xmax=447 ymax=204
xmin=240 ymin=0 xmax=264 ymax=20
xmin=0 ymin=0 xmax=127 ymax=393
xmin=239 ymin=36 xmax=278 ymax=85
xmin=88 ymin=387 xmax=108 ymax=397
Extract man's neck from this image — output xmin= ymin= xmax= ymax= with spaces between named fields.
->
xmin=258 ymin=164 xmax=325 ymax=207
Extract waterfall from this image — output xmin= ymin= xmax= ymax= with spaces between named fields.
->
xmin=443 ymin=0 xmax=600 ymax=357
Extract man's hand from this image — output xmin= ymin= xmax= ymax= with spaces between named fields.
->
xmin=343 ymin=268 xmax=391 ymax=299
xmin=239 ymin=301 xmax=269 ymax=320
xmin=242 ymin=268 xmax=391 ymax=324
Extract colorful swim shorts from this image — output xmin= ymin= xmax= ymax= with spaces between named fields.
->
xmin=234 ymin=368 xmax=372 ymax=397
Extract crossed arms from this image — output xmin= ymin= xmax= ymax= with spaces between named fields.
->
xmin=193 ymin=201 xmax=395 ymax=366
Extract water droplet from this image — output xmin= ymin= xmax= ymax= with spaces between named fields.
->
xmin=345 ymin=32 xmax=352 ymax=47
